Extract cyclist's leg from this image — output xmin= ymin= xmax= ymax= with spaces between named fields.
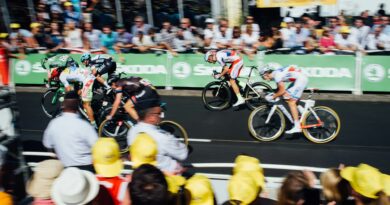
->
xmin=123 ymin=98 xmax=139 ymax=121
xmin=81 ymin=76 xmax=96 ymax=124
xmin=229 ymin=60 xmax=244 ymax=106
xmin=284 ymin=78 xmax=307 ymax=133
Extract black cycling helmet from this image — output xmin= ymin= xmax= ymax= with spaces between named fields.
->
xmin=107 ymin=74 xmax=120 ymax=85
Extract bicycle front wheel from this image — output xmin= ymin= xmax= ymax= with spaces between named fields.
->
xmin=244 ymin=82 xmax=273 ymax=110
xmin=159 ymin=120 xmax=189 ymax=146
xmin=248 ymin=105 xmax=286 ymax=141
xmin=98 ymin=119 xmax=132 ymax=153
xmin=41 ymin=89 xmax=63 ymax=118
xmin=202 ymin=81 xmax=231 ymax=111
xmin=302 ymin=106 xmax=341 ymax=144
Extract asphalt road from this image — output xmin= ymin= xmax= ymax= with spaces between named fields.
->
xmin=16 ymin=92 xmax=390 ymax=174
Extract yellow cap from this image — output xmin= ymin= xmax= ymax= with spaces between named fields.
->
xmin=10 ymin=23 xmax=20 ymax=29
xmin=0 ymin=33 xmax=8 ymax=39
xmin=233 ymin=155 xmax=265 ymax=189
xmin=0 ymin=192 xmax=13 ymax=205
xmin=165 ymin=175 xmax=186 ymax=194
xmin=130 ymin=133 xmax=158 ymax=168
xmin=228 ymin=172 xmax=259 ymax=205
xmin=382 ymin=174 xmax=390 ymax=196
xmin=30 ymin=22 xmax=42 ymax=28
xmin=92 ymin=138 xmax=123 ymax=177
xmin=339 ymin=26 xmax=350 ymax=34
xmin=184 ymin=174 xmax=214 ymax=205
xmin=64 ymin=1 xmax=73 ymax=6
xmin=341 ymin=164 xmax=383 ymax=199
xmin=280 ymin=22 xmax=287 ymax=28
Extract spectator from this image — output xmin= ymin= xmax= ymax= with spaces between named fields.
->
xmin=229 ymin=26 xmax=244 ymax=51
xmin=214 ymin=25 xmax=231 ymax=49
xmin=0 ymin=145 xmax=12 ymax=205
xmin=319 ymin=30 xmax=336 ymax=54
xmin=365 ymin=26 xmax=390 ymax=50
xmin=204 ymin=18 xmax=215 ymax=48
xmin=372 ymin=15 xmax=383 ymax=31
xmin=180 ymin=18 xmax=197 ymax=45
xmin=335 ymin=26 xmax=359 ymax=52
xmin=50 ymin=7 xmax=65 ymax=26
xmin=184 ymin=174 xmax=215 ymax=205
xmin=278 ymin=171 xmax=320 ymax=205
xmin=43 ymin=91 xmax=98 ymax=172
xmin=225 ymin=172 xmax=260 ymax=205
xmin=63 ymin=21 xmax=83 ymax=49
xmin=327 ymin=17 xmax=341 ymax=37
xmin=92 ymin=138 xmax=130 ymax=205
xmin=9 ymin=23 xmax=35 ymax=48
xmin=30 ymin=22 xmax=51 ymax=49
xmin=129 ymin=164 xmax=169 ymax=205
xmin=114 ymin=23 xmax=133 ymax=54
xmin=241 ymin=16 xmax=260 ymax=36
xmin=131 ymin=16 xmax=152 ymax=36
xmin=304 ymin=29 xmax=319 ymax=53
xmin=26 ymin=160 xmax=64 ymax=205
xmin=100 ymin=25 xmax=118 ymax=54
xmin=215 ymin=18 xmax=233 ymax=40
xmin=173 ymin=28 xmax=193 ymax=53
xmin=48 ymin=22 xmax=65 ymax=52
xmin=51 ymin=167 xmax=100 ymax=205
xmin=320 ymin=168 xmax=353 ymax=205
xmin=36 ymin=3 xmax=51 ymax=24
xmin=382 ymin=16 xmax=390 ymax=36
xmin=280 ymin=17 xmax=297 ymax=48
xmin=340 ymin=164 xmax=390 ymax=205
xmin=159 ymin=21 xmax=178 ymax=49
xmin=63 ymin=1 xmax=81 ymax=26
xmin=351 ymin=17 xmax=370 ymax=48
xmin=256 ymin=32 xmax=274 ymax=50
xmin=271 ymin=30 xmax=284 ymax=50
xmin=241 ymin=25 xmax=258 ymax=59
xmin=83 ymin=22 xmax=102 ymax=50
xmin=127 ymin=99 xmax=188 ymax=174
xmin=132 ymin=31 xmax=155 ymax=53
xmin=360 ymin=10 xmax=373 ymax=27
xmin=295 ymin=21 xmax=310 ymax=48
xmin=130 ymin=133 xmax=158 ymax=168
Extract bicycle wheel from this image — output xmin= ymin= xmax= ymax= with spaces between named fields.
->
xmin=202 ymin=81 xmax=231 ymax=111
xmin=248 ymin=105 xmax=286 ymax=141
xmin=302 ymin=106 xmax=341 ymax=144
xmin=159 ymin=120 xmax=189 ymax=146
xmin=98 ymin=119 xmax=132 ymax=153
xmin=41 ymin=89 xmax=63 ymax=118
xmin=244 ymin=82 xmax=273 ymax=110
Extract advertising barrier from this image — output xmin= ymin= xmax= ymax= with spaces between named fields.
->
xmin=9 ymin=53 xmax=390 ymax=93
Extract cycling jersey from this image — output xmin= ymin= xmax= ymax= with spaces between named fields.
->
xmin=272 ymin=66 xmax=308 ymax=99
xmin=215 ymin=50 xmax=243 ymax=79
xmin=115 ymin=77 xmax=153 ymax=95
xmin=87 ymin=54 xmax=117 ymax=76
xmin=115 ymin=77 xmax=158 ymax=109
xmin=47 ymin=55 xmax=77 ymax=79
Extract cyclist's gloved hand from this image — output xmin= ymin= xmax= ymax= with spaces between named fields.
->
xmin=45 ymin=83 xmax=50 ymax=88
xmin=265 ymin=93 xmax=275 ymax=102
xmin=213 ymin=74 xmax=221 ymax=79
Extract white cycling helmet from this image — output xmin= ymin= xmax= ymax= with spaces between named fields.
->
xmin=204 ymin=50 xmax=215 ymax=62
xmin=259 ymin=64 xmax=274 ymax=75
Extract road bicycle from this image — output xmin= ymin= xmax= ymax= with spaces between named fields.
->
xmin=248 ymin=89 xmax=341 ymax=143
xmin=202 ymin=66 xmax=273 ymax=110
xmin=98 ymin=105 xmax=189 ymax=153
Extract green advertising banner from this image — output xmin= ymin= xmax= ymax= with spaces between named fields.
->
xmin=361 ymin=56 xmax=390 ymax=92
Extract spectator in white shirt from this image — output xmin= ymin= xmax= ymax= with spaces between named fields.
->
xmin=204 ymin=18 xmax=215 ymax=48
xmin=350 ymin=18 xmax=370 ymax=48
xmin=43 ymin=92 xmax=98 ymax=172
xmin=327 ymin=17 xmax=341 ymax=37
xmin=241 ymin=16 xmax=260 ymax=36
xmin=131 ymin=16 xmax=152 ymax=36
xmin=241 ymin=25 xmax=258 ymax=60
xmin=365 ymin=26 xmax=390 ymax=50
xmin=63 ymin=21 xmax=83 ymax=49
xmin=295 ymin=22 xmax=310 ymax=47
xmin=335 ymin=26 xmax=359 ymax=51
xmin=215 ymin=18 xmax=233 ymax=40
xmin=83 ymin=22 xmax=102 ymax=50
xmin=173 ymin=28 xmax=193 ymax=52
xmin=132 ymin=31 xmax=156 ymax=53
xmin=228 ymin=26 xmax=244 ymax=51
xmin=180 ymin=18 xmax=196 ymax=46
xmin=382 ymin=16 xmax=390 ymax=35
xmin=214 ymin=25 xmax=231 ymax=49
xmin=160 ymin=21 xmax=177 ymax=48
xmin=280 ymin=17 xmax=297 ymax=48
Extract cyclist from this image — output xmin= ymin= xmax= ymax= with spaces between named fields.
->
xmin=80 ymin=53 xmax=116 ymax=89
xmin=45 ymin=54 xmax=78 ymax=87
xmin=204 ymin=50 xmax=245 ymax=107
xmin=260 ymin=64 xmax=308 ymax=134
xmin=106 ymin=75 xmax=159 ymax=122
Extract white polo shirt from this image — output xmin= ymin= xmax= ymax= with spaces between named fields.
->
xmin=43 ymin=112 xmax=98 ymax=167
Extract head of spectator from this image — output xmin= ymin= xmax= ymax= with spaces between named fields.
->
xmin=134 ymin=16 xmax=145 ymax=28
xmin=227 ymin=172 xmax=260 ymax=205
xmin=10 ymin=23 xmax=21 ymax=33
xmin=184 ymin=174 xmax=215 ymax=205
xmin=341 ymin=164 xmax=389 ymax=205
xmin=374 ymin=26 xmax=384 ymax=37
xmin=92 ymin=138 xmax=123 ymax=177
xmin=30 ymin=22 xmax=43 ymax=35
xmin=339 ymin=26 xmax=351 ymax=39
xmin=219 ymin=25 xmax=228 ymax=36
xmin=233 ymin=155 xmax=265 ymax=189
xmin=180 ymin=18 xmax=191 ymax=30
xmin=232 ymin=26 xmax=241 ymax=39
xmin=354 ymin=17 xmax=365 ymax=28
xmin=382 ymin=16 xmax=390 ymax=26
xmin=205 ymin=18 xmax=215 ymax=30
xmin=116 ymin=23 xmax=126 ymax=35
xmin=63 ymin=91 xmax=80 ymax=113
xmin=84 ymin=22 xmax=93 ymax=32
xmin=320 ymin=168 xmax=350 ymax=203
xmin=137 ymin=100 xmax=163 ymax=126
xmin=50 ymin=22 xmax=61 ymax=34
xmin=129 ymin=164 xmax=169 ymax=205
xmin=283 ymin=17 xmax=295 ymax=29
xmin=245 ymin=16 xmax=255 ymax=25
xmin=26 ymin=160 xmax=64 ymax=203
xmin=64 ymin=1 xmax=74 ymax=12
xmin=51 ymin=167 xmax=100 ymax=205
xmin=67 ymin=21 xmax=76 ymax=31
xmin=246 ymin=24 xmax=253 ymax=35
xmin=219 ymin=18 xmax=229 ymax=29
xmin=130 ymin=133 xmax=158 ymax=168
xmin=103 ymin=25 xmax=113 ymax=35
xmin=328 ymin=17 xmax=339 ymax=28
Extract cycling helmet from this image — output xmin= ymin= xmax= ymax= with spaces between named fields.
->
xmin=204 ymin=50 xmax=215 ymax=62
xmin=107 ymin=74 xmax=120 ymax=85
xmin=80 ymin=53 xmax=91 ymax=63
xmin=259 ymin=64 xmax=274 ymax=75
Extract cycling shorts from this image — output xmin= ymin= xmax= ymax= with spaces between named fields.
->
xmin=228 ymin=59 xmax=243 ymax=79
xmin=127 ymin=86 xmax=160 ymax=110
xmin=81 ymin=75 xmax=96 ymax=102
xmin=286 ymin=76 xmax=308 ymax=100
xmin=96 ymin=61 xmax=117 ymax=76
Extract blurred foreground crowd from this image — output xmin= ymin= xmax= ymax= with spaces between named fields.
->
xmin=1 ymin=1 xmax=390 ymax=59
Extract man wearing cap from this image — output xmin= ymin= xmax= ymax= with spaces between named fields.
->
xmin=184 ymin=174 xmax=215 ymax=205
xmin=43 ymin=91 xmax=98 ymax=172
xmin=92 ymin=138 xmax=130 ymax=205
xmin=127 ymin=99 xmax=188 ymax=174
xmin=335 ymin=26 xmax=359 ymax=51
xmin=280 ymin=17 xmax=298 ymax=48
xmin=64 ymin=1 xmax=81 ymax=26
xmin=204 ymin=18 xmax=215 ymax=48
xmin=9 ymin=23 xmax=35 ymax=48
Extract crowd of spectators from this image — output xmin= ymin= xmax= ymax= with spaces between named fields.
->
xmin=1 ymin=1 xmax=390 ymax=58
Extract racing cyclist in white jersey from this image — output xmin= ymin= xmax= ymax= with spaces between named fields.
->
xmin=204 ymin=50 xmax=245 ymax=107
xmin=260 ymin=64 xmax=308 ymax=134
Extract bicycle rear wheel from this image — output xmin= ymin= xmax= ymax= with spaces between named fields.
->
xmin=244 ymin=82 xmax=273 ymax=110
xmin=159 ymin=120 xmax=189 ymax=146
xmin=302 ymin=106 xmax=341 ymax=144
xmin=248 ymin=105 xmax=286 ymax=141
xmin=98 ymin=119 xmax=132 ymax=153
xmin=202 ymin=81 xmax=231 ymax=111
xmin=41 ymin=89 xmax=63 ymax=118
